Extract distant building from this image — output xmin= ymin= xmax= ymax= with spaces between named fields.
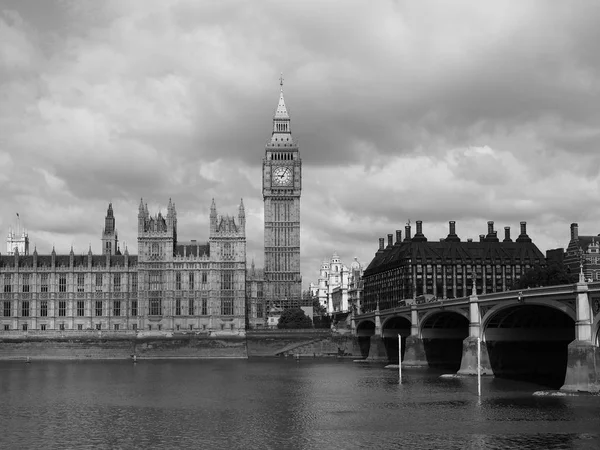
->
xmin=0 ymin=200 xmax=247 ymax=333
xmin=362 ymin=220 xmax=545 ymax=313
xmin=564 ymin=223 xmax=600 ymax=281
xmin=309 ymin=253 xmax=364 ymax=314
xmin=348 ymin=257 xmax=365 ymax=314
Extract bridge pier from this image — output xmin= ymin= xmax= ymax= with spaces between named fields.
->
xmin=561 ymin=278 xmax=600 ymax=392
xmin=366 ymin=335 xmax=388 ymax=361
xmin=403 ymin=335 xmax=428 ymax=367
xmin=457 ymin=336 xmax=492 ymax=375
xmin=402 ymin=306 xmax=427 ymax=367
xmin=457 ymin=284 xmax=492 ymax=375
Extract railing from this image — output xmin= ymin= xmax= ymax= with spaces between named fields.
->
xmin=246 ymin=328 xmax=330 ymax=334
xmin=355 ymin=282 xmax=584 ymax=319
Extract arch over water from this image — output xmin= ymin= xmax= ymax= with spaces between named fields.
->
xmin=381 ymin=316 xmax=411 ymax=363
xmin=420 ymin=311 xmax=469 ymax=370
xmin=483 ymin=304 xmax=575 ymax=389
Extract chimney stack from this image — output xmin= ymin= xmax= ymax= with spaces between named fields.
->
xmin=378 ymin=238 xmax=385 ymax=251
xmin=387 ymin=234 xmax=393 ymax=247
xmin=479 ymin=234 xmax=485 ymax=242
xmin=516 ymin=221 xmax=532 ymax=243
xmin=445 ymin=220 xmax=460 ymax=242
xmin=504 ymin=226 xmax=512 ymax=242
xmin=395 ymin=230 xmax=402 ymax=244
xmin=416 ymin=220 xmax=423 ymax=235
xmin=487 ymin=221 xmax=494 ymax=236
xmin=571 ymin=223 xmax=579 ymax=241
xmin=405 ymin=225 xmax=411 ymax=241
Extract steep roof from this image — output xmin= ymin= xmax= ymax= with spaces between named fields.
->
xmin=364 ymin=239 xmax=545 ymax=277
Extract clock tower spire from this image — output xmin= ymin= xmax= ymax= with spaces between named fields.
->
xmin=262 ymin=76 xmax=302 ymax=316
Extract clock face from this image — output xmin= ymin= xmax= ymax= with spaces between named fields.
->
xmin=272 ymin=166 xmax=293 ymax=186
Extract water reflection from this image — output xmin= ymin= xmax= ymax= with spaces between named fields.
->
xmin=0 ymin=360 xmax=599 ymax=449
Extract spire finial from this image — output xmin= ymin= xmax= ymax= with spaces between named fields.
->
xmin=279 ymin=72 xmax=284 ymax=89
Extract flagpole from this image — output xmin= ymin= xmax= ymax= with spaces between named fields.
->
xmin=398 ymin=334 xmax=402 ymax=384
xmin=477 ymin=336 xmax=481 ymax=397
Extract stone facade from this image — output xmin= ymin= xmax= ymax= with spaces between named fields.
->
xmin=245 ymin=260 xmax=266 ymax=329
xmin=263 ymin=80 xmax=302 ymax=313
xmin=0 ymin=200 xmax=247 ymax=334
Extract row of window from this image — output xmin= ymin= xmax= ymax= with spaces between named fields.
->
xmin=7 ymin=323 xmax=237 ymax=332
xmin=3 ymin=300 xmax=138 ymax=318
xmin=1 ymin=298 xmax=238 ymax=317
xmin=1 ymin=269 xmax=235 ymax=293
xmin=2 ymin=273 xmax=138 ymax=293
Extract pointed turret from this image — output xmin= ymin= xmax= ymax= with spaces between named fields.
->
xmin=210 ymin=198 xmax=217 ymax=235
xmin=238 ymin=198 xmax=246 ymax=230
xmin=138 ymin=198 xmax=146 ymax=234
xmin=102 ymin=202 xmax=118 ymax=256
xmin=268 ymin=73 xmax=296 ymax=148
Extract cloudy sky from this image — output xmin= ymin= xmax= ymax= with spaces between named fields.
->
xmin=1 ymin=0 xmax=600 ymax=288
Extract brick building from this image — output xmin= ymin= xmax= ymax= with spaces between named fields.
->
xmin=362 ymin=220 xmax=545 ymax=313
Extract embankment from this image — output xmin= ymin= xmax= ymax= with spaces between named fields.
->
xmin=0 ymin=330 xmax=364 ymax=360
xmin=0 ymin=333 xmax=247 ymax=360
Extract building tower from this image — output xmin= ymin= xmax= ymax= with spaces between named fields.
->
xmin=101 ymin=203 xmax=119 ymax=255
xmin=137 ymin=198 xmax=178 ymax=321
xmin=209 ymin=199 xmax=247 ymax=325
xmin=6 ymin=213 xmax=29 ymax=256
xmin=263 ymin=75 xmax=302 ymax=312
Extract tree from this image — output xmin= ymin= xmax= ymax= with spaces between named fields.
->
xmin=512 ymin=263 xmax=577 ymax=289
xmin=302 ymin=289 xmax=325 ymax=316
xmin=277 ymin=307 xmax=313 ymax=329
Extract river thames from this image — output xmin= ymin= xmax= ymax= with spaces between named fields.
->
xmin=0 ymin=359 xmax=599 ymax=449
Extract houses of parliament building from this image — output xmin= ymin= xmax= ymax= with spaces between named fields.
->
xmin=0 ymin=81 xmax=305 ymax=334
xmin=0 ymin=199 xmax=248 ymax=334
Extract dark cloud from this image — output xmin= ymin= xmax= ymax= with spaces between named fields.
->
xmin=2 ymin=0 xmax=600 ymax=286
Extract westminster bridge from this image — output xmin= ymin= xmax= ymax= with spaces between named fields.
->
xmin=351 ymin=277 xmax=600 ymax=392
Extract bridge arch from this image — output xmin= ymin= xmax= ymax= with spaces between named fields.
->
xmin=356 ymin=319 xmax=376 ymax=336
xmin=420 ymin=309 xmax=469 ymax=370
xmin=481 ymin=299 xmax=576 ymax=328
xmin=482 ymin=303 xmax=575 ymax=389
xmin=381 ymin=315 xmax=411 ymax=363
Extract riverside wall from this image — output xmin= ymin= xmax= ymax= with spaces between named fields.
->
xmin=0 ymin=330 xmax=363 ymax=360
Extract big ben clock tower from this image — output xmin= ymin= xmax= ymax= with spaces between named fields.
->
xmin=263 ymin=76 xmax=302 ymax=313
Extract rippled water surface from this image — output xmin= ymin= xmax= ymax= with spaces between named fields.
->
xmin=1 ymin=359 xmax=599 ymax=449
